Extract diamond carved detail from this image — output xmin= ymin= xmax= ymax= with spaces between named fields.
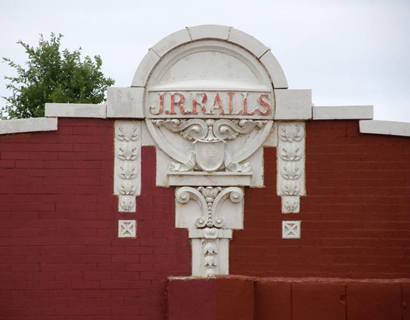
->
xmin=282 ymin=220 xmax=301 ymax=239
xmin=118 ymin=220 xmax=137 ymax=238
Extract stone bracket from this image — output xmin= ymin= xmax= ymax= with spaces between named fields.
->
xmin=175 ymin=186 xmax=244 ymax=277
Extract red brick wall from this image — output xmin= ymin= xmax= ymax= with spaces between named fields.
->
xmin=0 ymin=119 xmax=190 ymax=320
xmin=0 ymin=119 xmax=409 ymax=319
xmin=231 ymin=120 xmax=410 ymax=278
xmin=168 ymin=276 xmax=410 ymax=320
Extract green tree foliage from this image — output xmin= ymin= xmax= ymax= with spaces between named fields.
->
xmin=2 ymin=33 xmax=114 ymax=118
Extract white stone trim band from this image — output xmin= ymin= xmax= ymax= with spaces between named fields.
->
xmin=44 ymin=100 xmax=377 ymax=122
xmin=313 ymin=105 xmax=373 ymax=120
xmin=45 ymin=103 xmax=107 ymax=118
xmin=359 ymin=120 xmax=410 ymax=137
xmin=0 ymin=117 xmax=58 ymax=135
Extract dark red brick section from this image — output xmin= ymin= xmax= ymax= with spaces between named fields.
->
xmin=0 ymin=119 xmax=409 ymax=319
xmin=168 ymin=277 xmax=410 ymax=320
xmin=0 ymin=119 xmax=190 ymax=320
xmin=402 ymin=283 xmax=410 ymax=320
xmin=167 ymin=278 xmax=215 ymax=320
xmin=292 ymin=281 xmax=346 ymax=320
xmin=254 ymin=280 xmax=291 ymax=320
xmin=215 ymin=277 xmax=254 ymax=320
xmin=167 ymin=276 xmax=254 ymax=320
xmin=347 ymin=282 xmax=402 ymax=320
xmin=231 ymin=120 xmax=410 ymax=278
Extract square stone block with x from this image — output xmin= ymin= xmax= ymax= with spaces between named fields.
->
xmin=282 ymin=221 xmax=301 ymax=239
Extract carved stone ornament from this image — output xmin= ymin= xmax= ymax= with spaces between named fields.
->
xmin=143 ymin=40 xmax=277 ymax=189
xmin=152 ymin=118 xmax=268 ymax=173
xmin=114 ymin=121 xmax=142 ymax=213
xmin=147 ymin=118 xmax=273 ymax=185
xmin=282 ymin=220 xmax=301 ymax=239
xmin=277 ymin=122 xmax=306 ymax=213
xmin=106 ymin=29 xmax=309 ymax=276
xmin=175 ymin=186 xmax=244 ymax=276
xmin=40 ymin=26 xmax=311 ymax=275
xmin=118 ymin=220 xmax=137 ymax=238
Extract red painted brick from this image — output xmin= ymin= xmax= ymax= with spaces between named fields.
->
xmin=0 ymin=120 xmax=190 ymax=319
xmin=403 ymin=283 xmax=410 ymax=320
xmin=293 ymin=282 xmax=346 ymax=320
xmin=231 ymin=121 xmax=410 ymax=278
xmin=216 ymin=277 xmax=254 ymax=320
xmin=167 ymin=277 xmax=254 ymax=320
xmin=0 ymin=118 xmax=409 ymax=319
xmin=347 ymin=282 xmax=402 ymax=320
xmin=167 ymin=278 xmax=215 ymax=320
xmin=255 ymin=280 xmax=291 ymax=320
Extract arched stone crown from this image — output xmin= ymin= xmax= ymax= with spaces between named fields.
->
xmin=132 ymin=25 xmax=288 ymax=90
xmin=106 ymin=25 xmax=311 ymax=120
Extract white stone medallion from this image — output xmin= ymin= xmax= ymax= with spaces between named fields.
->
xmin=144 ymin=40 xmax=275 ymax=188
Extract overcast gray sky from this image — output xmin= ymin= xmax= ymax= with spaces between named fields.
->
xmin=0 ymin=0 xmax=409 ymax=121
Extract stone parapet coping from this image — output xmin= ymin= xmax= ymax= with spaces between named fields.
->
xmin=45 ymin=103 xmax=107 ymax=118
xmin=45 ymin=99 xmax=375 ymax=121
xmin=312 ymin=105 xmax=373 ymax=120
xmin=360 ymin=120 xmax=410 ymax=137
xmin=0 ymin=117 xmax=57 ymax=135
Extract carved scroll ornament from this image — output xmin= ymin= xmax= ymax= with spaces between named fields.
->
xmin=175 ymin=186 xmax=244 ymax=277
xmin=151 ymin=118 xmax=268 ymax=173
